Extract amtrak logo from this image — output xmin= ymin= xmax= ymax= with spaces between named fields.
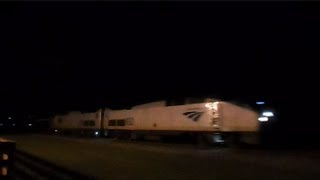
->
xmin=183 ymin=111 xmax=204 ymax=122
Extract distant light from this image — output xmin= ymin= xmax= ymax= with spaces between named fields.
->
xmin=28 ymin=123 xmax=32 ymax=127
xmin=54 ymin=129 xmax=58 ymax=133
xmin=0 ymin=123 xmax=3 ymax=126
xmin=2 ymin=153 xmax=8 ymax=160
xmin=256 ymin=101 xmax=265 ymax=105
xmin=213 ymin=133 xmax=224 ymax=143
xmin=262 ymin=111 xmax=274 ymax=117
xmin=2 ymin=167 xmax=7 ymax=176
xmin=8 ymin=117 xmax=12 ymax=120
xmin=258 ymin=117 xmax=269 ymax=122
xmin=95 ymin=131 xmax=99 ymax=135
xmin=12 ymin=123 xmax=15 ymax=126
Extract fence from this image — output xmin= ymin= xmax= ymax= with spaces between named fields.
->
xmin=0 ymin=138 xmax=16 ymax=178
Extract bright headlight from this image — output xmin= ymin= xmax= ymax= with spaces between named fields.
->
xmin=258 ymin=117 xmax=269 ymax=122
xmin=262 ymin=111 xmax=274 ymax=117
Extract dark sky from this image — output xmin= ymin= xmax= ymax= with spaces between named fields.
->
xmin=1 ymin=2 xmax=320 ymax=125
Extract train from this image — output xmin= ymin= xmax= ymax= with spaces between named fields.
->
xmin=50 ymin=98 xmax=274 ymax=145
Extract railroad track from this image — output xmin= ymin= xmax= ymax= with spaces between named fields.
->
xmin=13 ymin=150 xmax=94 ymax=180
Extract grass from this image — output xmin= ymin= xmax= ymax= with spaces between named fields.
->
xmin=4 ymin=134 xmax=320 ymax=180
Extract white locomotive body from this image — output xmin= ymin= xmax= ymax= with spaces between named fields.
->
xmin=51 ymin=111 xmax=101 ymax=136
xmin=51 ymin=99 xmax=261 ymax=144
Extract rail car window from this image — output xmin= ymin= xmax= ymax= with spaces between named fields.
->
xmin=108 ymin=120 xmax=116 ymax=126
xmin=108 ymin=119 xmax=126 ymax=126
xmin=89 ymin=120 xmax=95 ymax=126
xmin=117 ymin=120 xmax=125 ymax=126
xmin=83 ymin=120 xmax=95 ymax=126
xmin=83 ymin=121 xmax=89 ymax=126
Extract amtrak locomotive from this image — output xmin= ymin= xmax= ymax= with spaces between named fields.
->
xmin=51 ymin=98 xmax=274 ymax=145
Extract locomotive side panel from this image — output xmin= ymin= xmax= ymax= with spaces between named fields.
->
xmin=219 ymin=102 xmax=259 ymax=132
xmin=105 ymin=103 xmax=215 ymax=132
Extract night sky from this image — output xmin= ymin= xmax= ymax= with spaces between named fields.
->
xmin=1 ymin=2 xmax=320 ymax=129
